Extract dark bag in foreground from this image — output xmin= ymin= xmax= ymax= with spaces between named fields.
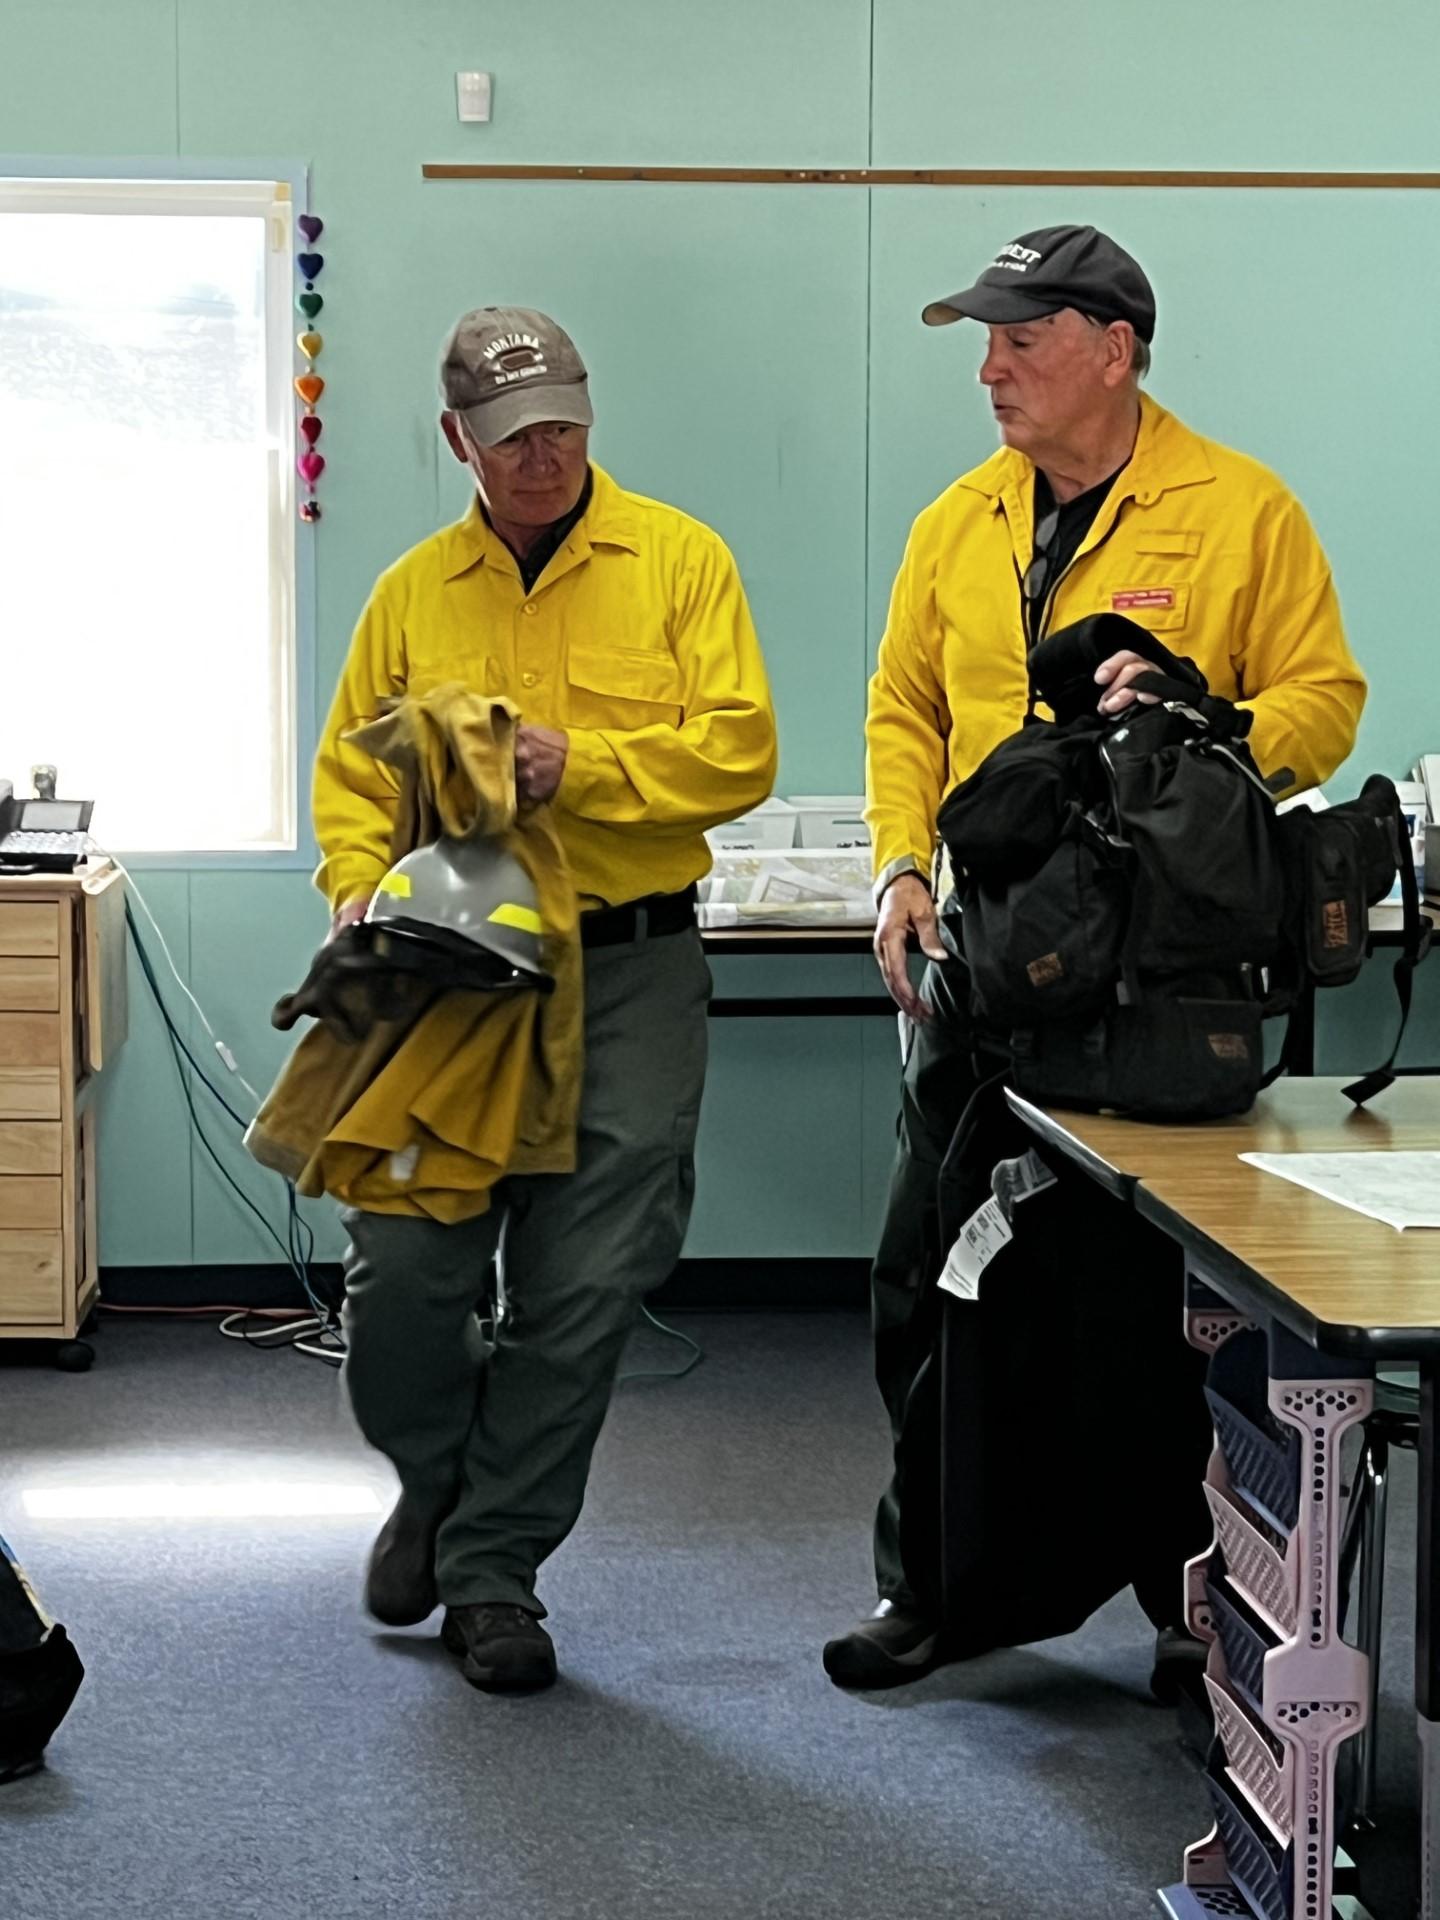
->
xmin=0 ymin=1532 xmax=84 ymax=1782
xmin=939 ymin=615 xmax=1429 ymax=1120
xmin=897 ymin=1078 xmax=1213 ymax=1646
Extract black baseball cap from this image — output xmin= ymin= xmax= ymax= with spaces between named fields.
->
xmin=922 ymin=225 xmax=1156 ymax=343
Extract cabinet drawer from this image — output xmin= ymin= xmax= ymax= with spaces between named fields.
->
xmin=0 ymin=1015 xmax=60 ymax=1067
xmin=0 ymin=1073 xmax=61 ymax=1120
xmin=0 ymin=905 xmax=60 ymax=957
xmin=0 ymin=1230 xmax=63 ymax=1323
xmin=0 ymin=1015 xmax=62 ymax=1120
xmin=0 ymin=957 xmax=60 ymax=1012
xmin=0 ymin=1123 xmax=63 ymax=1175
xmin=0 ymin=1178 xmax=61 ymax=1230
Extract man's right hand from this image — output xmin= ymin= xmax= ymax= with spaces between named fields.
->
xmin=327 ymin=895 xmax=373 ymax=944
xmin=873 ymin=873 xmax=947 ymax=1020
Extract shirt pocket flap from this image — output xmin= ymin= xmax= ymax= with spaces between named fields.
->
xmin=1132 ymin=530 xmax=1202 ymax=558
xmin=567 ymin=644 xmax=684 ymax=706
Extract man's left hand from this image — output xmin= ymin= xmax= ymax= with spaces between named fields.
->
xmin=1094 ymin=649 xmax=1163 ymax=716
xmin=516 ymin=724 xmax=569 ymax=806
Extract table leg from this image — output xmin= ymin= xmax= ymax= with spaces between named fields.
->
xmin=1163 ymin=1295 xmax=1374 ymax=1919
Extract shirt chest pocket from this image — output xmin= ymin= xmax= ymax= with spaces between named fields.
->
xmin=1089 ymin=530 xmax=1201 ymax=633
xmin=565 ymin=642 xmax=685 ymax=731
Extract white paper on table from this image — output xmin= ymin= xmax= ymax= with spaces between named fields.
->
xmin=1239 ymin=1151 xmax=1440 ymax=1231
xmin=696 ymin=848 xmax=876 ymax=928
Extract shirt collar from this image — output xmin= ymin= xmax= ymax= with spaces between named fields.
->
xmin=440 ymin=462 xmax=642 ymax=582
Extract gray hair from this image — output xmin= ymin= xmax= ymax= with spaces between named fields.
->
xmin=1084 ymin=311 xmax=1150 ymax=381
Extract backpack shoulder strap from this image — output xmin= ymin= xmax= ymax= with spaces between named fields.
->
xmin=1342 ymin=783 xmax=1433 ymax=1106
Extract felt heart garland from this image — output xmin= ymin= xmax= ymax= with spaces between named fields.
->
xmin=294 ymin=218 xmax=328 ymax=522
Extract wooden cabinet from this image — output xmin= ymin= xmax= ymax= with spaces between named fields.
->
xmin=0 ymin=865 xmax=125 ymax=1341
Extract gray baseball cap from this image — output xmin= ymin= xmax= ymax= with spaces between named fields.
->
xmin=439 ymin=306 xmax=594 ymax=446
xmin=922 ymin=225 xmax=1156 ymax=342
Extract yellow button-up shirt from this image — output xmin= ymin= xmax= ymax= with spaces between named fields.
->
xmin=865 ymin=394 xmax=1367 ymax=880
xmin=314 ymin=464 xmax=778 ymax=910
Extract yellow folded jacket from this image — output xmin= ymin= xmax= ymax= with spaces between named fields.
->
xmin=245 ymin=688 xmax=582 ymax=1221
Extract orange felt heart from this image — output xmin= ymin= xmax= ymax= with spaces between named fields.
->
xmin=294 ymin=374 xmax=325 ymax=406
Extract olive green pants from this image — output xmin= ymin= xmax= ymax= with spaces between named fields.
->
xmin=340 ymin=926 xmax=710 ymax=1617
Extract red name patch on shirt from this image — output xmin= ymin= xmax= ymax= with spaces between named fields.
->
xmin=1112 ymin=588 xmax=1176 ymax=612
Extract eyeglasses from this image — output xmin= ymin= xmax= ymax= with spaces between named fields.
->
xmin=1023 ymin=507 xmax=1060 ymax=619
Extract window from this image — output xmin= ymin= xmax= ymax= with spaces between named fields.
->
xmin=0 ymin=177 xmax=298 ymax=855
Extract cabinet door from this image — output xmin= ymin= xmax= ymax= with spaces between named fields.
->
xmin=82 ymin=866 xmax=127 ymax=1073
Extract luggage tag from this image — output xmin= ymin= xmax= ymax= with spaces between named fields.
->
xmin=937 ymin=1148 xmax=1057 ymax=1301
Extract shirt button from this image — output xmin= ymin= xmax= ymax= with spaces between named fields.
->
xmin=522 ymin=602 xmax=538 ymax=617
xmin=521 ymin=671 xmax=539 ymax=688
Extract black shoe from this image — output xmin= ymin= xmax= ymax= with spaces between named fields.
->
xmin=441 ymin=1604 xmax=557 ymax=1693
xmin=822 ymin=1600 xmax=941 ymax=1690
xmin=364 ymin=1496 xmax=440 ymax=1627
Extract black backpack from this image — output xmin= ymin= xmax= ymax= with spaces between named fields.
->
xmin=938 ymin=614 xmax=1430 ymax=1120
xmin=0 ymin=1531 xmax=84 ymax=1782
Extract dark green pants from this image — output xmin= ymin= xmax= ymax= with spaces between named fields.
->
xmin=340 ymin=926 xmax=710 ymax=1616
xmin=871 ymin=954 xmax=981 ymax=1607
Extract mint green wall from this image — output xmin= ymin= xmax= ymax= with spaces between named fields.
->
xmin=3 ymin=1 xmax=1436 ymax=1268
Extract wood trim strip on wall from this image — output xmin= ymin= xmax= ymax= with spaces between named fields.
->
xmin=423 ymin=165 xmax=1440 ymax=189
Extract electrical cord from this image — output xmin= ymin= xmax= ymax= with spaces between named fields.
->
xmin=620 ymin=1305 xmax=703 ymax=1383
xmin=111 ymin=853 xmax=262 ymax=1107
xmin=122 ymin=896 xmax=341 ymax=1365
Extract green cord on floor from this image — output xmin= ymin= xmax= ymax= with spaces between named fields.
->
xmin=618 ymin=1306 xmax=703 ymax=1383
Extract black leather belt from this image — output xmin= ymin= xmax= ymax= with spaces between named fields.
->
xmin=580 ymin=885 xmax=698 ymax=950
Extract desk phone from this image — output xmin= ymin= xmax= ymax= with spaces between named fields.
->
xmin=0 ymin=780 xmax=95 ymax=873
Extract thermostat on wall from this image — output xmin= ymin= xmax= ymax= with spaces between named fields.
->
xmin=456 ymin=71 xmax=492 ymax=123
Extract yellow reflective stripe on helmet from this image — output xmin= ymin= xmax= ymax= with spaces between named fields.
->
xmin=488 ymin=902 xmax=543 ymax=936
xmin=375 ymin=872 xmax=412 ymax=898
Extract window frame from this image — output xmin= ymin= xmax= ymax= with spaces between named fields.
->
xmin=0 ymin=155 xmax=317 ymax=872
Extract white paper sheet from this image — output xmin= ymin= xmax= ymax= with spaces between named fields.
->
xmin=1239 ymin=1151 xmax=1440 ymax=1231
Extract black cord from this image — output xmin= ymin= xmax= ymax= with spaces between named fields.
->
xmin=123 ymin=902 xmax=341 ymax=1360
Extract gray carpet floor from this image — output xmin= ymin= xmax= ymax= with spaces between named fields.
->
xmin=0 ymin=1311 xmax=1421 ymax=1919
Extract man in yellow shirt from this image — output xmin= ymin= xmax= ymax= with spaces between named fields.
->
xmin=825 ymin=226 xmax=1366 ymax=1689
xmin=316 ymin=307 xmax=776 ymax=1692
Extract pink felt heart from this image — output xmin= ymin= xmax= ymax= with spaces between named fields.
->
xmin=297 ymin=214 xmax=324 ymax=243
xmin=299 ymin=414 xmax=323 ymax=446
xmin=297 ymin=451 xmax=326 ymax=484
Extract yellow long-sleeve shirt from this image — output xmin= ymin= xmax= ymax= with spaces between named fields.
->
xmin=315 ymin=464 xmax=778 ymax=911
xmin=865 ymin=393 xmax=1367 ymax=882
